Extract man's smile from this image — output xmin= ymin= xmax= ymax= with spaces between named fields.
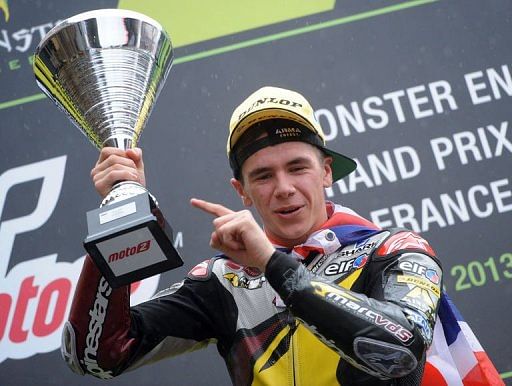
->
xmin=274 ymin=205 xmax=304 ymax=216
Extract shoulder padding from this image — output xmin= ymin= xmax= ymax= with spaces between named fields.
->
xmin=187 ymin=257 xmax=221 ymax=281
xmin=374 ymin=228 xmax=436 ymax=260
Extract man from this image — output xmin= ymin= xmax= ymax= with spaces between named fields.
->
xmin=62 ymin=86 xmax=443 ymax=385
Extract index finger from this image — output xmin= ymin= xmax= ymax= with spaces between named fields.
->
xmin=190 ymin=198 xmax=234 ymax=218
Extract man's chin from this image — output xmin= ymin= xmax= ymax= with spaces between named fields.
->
xmin=271 ymin=228 xmax=310 ymax=246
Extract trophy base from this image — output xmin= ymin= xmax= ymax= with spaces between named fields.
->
xmin=84 ymin=191 xmax=183 ymax=288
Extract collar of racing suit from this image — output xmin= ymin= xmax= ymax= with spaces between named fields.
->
xmin=269 ymin=201 xmax=381 ymax=262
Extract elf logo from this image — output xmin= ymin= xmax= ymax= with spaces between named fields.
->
xmin=108 ymin=240 xmax=151 ymax=263
xmin=399 ymin=261 xmax=439 ymax=284
xmin=324 ymin=254 xmax=368 ymax=276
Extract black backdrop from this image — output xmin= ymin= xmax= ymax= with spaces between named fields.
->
xmin=1 ymin=1 xmax=511 ymax=385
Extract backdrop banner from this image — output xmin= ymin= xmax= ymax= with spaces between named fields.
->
xmin=0 ymin=1 xmax=510 ymax=385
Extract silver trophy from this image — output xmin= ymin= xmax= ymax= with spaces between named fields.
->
xmin=34 ymin=9 xmax=183 ymax=288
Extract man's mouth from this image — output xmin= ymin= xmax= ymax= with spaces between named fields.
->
xmin=275 ymin=205 xmax=302 ymax=215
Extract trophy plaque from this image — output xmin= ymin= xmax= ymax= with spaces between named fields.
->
xmin=34 ymin=9 xmax=183 ymax=288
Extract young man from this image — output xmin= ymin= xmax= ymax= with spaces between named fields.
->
xmin=62 ymin=87 xmax=443 ymax=385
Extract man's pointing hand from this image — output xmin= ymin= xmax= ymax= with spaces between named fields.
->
xmin=190 ymin=198 xmax=275 ymax=272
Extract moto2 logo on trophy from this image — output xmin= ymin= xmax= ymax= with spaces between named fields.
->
xmin=0 ymin=156 xmax=160 ymax=363
xmin=108 ymin=240 xmax=151 ymax=263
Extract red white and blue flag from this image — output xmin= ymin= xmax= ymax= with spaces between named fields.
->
xmin=422 ymin=293 xmax=504 ymax=386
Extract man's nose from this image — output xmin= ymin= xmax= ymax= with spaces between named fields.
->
xmin=274 ymin=173 xmax=296 ymax=198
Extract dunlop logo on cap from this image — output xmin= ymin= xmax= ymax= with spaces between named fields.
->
xmin=238 ymin=98 xmax=303 ymax=121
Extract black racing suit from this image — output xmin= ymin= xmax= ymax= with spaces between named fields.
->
xmin=62 ymin=228 xmax=442 ymax=385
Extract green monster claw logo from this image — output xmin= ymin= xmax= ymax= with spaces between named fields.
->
xmin=117 ymin=0 xmax=335 ymax=47
xmin=0 ymin=0 xmax=9 ymax=22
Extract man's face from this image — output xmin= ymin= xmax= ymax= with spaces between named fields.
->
xmin=232 ymin=141 xmax=333 ymax=247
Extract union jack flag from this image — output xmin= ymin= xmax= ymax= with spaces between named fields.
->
xmin=422 ymin=293 xmax=504 ymax=385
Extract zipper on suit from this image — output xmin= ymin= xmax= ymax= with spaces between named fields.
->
xmin=287 ymin=311 xmax=297 ymax=386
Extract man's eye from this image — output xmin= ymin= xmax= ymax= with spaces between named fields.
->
xmin=290 ymin=166 xmax=306 ymax=173
xmin=254 ymin=173 xmax=271 ymax=181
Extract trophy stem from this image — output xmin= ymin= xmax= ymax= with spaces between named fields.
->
xmin=103 ymin=135 xmax=135 ymax=150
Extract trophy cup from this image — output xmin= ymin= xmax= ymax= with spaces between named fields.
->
xmin=33 ymin=9 xmax=183 ymax=288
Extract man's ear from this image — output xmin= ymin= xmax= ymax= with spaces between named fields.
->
xmin=323 ymin=156 xmax=333 ymax=188
xmin=230 ymin=178 xmax=253 ymax=206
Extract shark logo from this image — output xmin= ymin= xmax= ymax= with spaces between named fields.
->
xmin=0 ymin=0 xmax=9 ymax=22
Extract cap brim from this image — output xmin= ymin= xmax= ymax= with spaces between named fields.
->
xmin=323 ymin=147 xmax=357 ymax=181
xmin=230 ymin=107 xmax=357 ymax=181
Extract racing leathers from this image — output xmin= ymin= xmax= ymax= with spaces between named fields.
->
xmin=62 ymin=203 xmax=442 ymax=385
